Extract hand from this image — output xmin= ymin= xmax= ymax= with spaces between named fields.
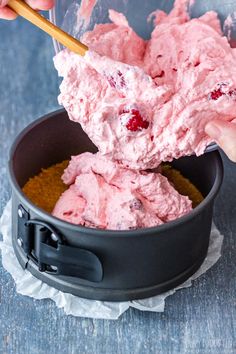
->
xmin=0 ymin=0 xmax=55 ymax=20
xmin=205 ymin=119 xmax=236 ymax=162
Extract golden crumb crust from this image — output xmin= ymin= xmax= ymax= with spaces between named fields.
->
xmin=23 ymin=160 xmax=69 ymax=213
xmin=161 ymin=165 xmax=204 ymax=208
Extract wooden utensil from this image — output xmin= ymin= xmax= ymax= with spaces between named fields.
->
xmin=8 ymin=0 xmax=88 ymax=56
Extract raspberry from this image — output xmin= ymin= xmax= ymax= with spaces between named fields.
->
xmin=122 ymin=109 xmax=149 ymax=132
xmin=129 ymin=198 xmax=143 ymax=211
xmin=153 ymin=71 xmax=165 ymax=79
xmin=107 ymin=76 xmax=116 ymax=88
xmin=210 ymin=88 xmax=224 ymax=100
xmin=107 ymin=71 xmax=126 ymax=88
xmin=63 ymin=210 xmax=73 ymax=216
xmin=210 ymin=86 xmax=236 ymax=101
xmin=117 ymin=70 xmax=126 ymax=87
xmin=157 ymin=70 xmax=165 ymax=78
xmin=228 ymin=89 xmax=236 ymax=98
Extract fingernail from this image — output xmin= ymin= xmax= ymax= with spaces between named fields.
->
xmin=0 ymin=1 xmax=8 ymax=8
xmin=205 ymin=123 xmax=222 ymax=140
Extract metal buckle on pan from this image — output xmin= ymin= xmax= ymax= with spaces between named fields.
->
xmin=17 ymin=205 xmax=103 ymax=282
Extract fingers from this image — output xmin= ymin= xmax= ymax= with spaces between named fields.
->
xmin=205 ymin=119 xmax=236 ymax=162
xmin=0 ymin=0 xmax=55 ymax=20
xmin=0 ymin=0 xmax=8 ymax=7
xmin=25 ymin=0 xmax=55 ymax=11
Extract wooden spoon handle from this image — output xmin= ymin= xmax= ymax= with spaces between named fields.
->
xmin=8 ymin=0 xmax=88 ymax=56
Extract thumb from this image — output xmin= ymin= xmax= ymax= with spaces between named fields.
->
xmin=205 ymin=119 xmax=236 ymax=162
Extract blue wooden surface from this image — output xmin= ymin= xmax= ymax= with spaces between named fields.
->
xmin=0 ymin=16 xmax=236 ymax=354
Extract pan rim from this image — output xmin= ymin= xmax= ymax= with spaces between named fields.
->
xmin=8 ymin=109 xmax=224 ymax=238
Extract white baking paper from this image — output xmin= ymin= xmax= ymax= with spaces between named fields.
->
xmin=0 ymin=201 xmax=224 ymax=320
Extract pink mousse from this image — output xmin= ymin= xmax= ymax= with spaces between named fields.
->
xmin=52 ymin=0 xmax=235 ymax=229
xmin=52 ymin=152 xmax=192 ymax=230
xmin=54 ymin=0 xmax=236 ymax=170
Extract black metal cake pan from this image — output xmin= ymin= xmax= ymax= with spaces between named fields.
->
xmin=8 ymin=109 xmax=223 ymax=301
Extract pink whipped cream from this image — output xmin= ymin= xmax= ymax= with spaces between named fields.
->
xmin=52 ymin=152 xmax=192 ymax=230
xmin=54 ymin=0 xmax=236 ymax=170
xmin=53 ymin=0 xmax=236 ymax=229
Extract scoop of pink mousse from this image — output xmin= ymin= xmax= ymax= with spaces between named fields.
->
xmin=54 ymin=0 xmax=236 ymax=170
xmin=52 ymin=152 xmax=192 ymax=230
